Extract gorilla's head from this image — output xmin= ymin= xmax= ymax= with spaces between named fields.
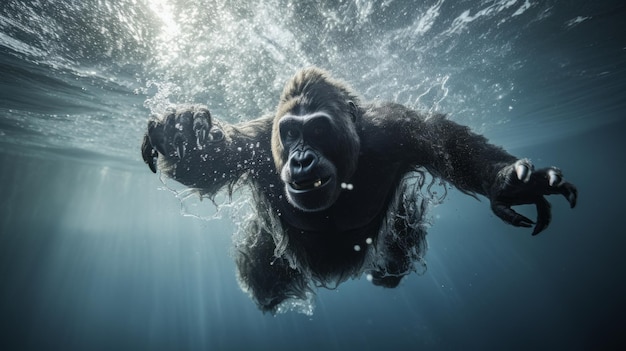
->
xmin=271 ymin=67 xmax=361 ymax=212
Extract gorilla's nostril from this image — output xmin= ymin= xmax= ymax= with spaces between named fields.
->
xmin=290 ymin=149 xmax=318 ymax=173
xmin=300 ymin=154 xmax=315 ymax=168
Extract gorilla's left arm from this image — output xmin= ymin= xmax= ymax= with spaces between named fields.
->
xmin=141 ymin=105 xmax=275 ymax=197
xmin=363 ymin=102 xmax=577 ymax=235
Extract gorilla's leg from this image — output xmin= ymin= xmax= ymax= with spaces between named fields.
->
xmin=235 ymin=221 xmax=311 ymax=313
xmin=371 ymin=187 xmax=428 ymax=288
xmin=370 ymin=221 xmax=417 ymax=288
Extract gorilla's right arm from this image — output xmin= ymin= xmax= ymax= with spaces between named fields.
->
xmin=141 ymin=106 xmax=275 ymax=197
xmin=359 ymin=102 xmax=577 ymax=235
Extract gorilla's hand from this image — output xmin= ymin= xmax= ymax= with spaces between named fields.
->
xmin=141 ymin=106 xmax=223 ymax=173
xmin=489 ymin=159 xmax=578 ymax=235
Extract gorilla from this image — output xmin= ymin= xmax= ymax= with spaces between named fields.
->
xmin=141 ymin=67 xmax=577 ymax=313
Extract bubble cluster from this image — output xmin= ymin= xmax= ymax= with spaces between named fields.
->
xmin=340 ymin=182 xmax=354 ymax=190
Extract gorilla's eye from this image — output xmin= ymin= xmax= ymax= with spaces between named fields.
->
xmin=312 ymin=127 xmax=323 ymax=136
xmin=209 ymin=127 xmax=224 ymax=142
xmin=281 ymin=123 xmax=301 ymax=145
xmin=305 ymin=117 xmax=331 ymax=141
xmin=286 ymin=129 xmax=298 ymax=138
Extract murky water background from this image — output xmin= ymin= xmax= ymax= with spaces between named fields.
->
xmin=1 ymin=1 xmax=625 ymax=350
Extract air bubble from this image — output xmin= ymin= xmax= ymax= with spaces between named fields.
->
xmin=341 ymin=182 xmax=354 ymax=190
xmin=347 ymin=184 xmax=354 ymax=190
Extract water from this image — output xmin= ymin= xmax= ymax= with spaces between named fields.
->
xmin=1 ymin=0 xmax=625 ymax=349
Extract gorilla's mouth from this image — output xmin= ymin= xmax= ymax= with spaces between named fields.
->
xmin=289 ymin=176 xmax=332 ymax=192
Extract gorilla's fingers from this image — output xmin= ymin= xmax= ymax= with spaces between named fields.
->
xmin=532 ymin=197 xmax=552 ymax=236
xmin=141 ymin=133 xmax=158 ymax=173
xmin=173 ymin=133 xmax=186 ymax=159
xmin=175 ymin=110 xmax=194 ymax=159
xmin=514 ymin=159 xmax=533 ymax=183
xmin=147 ymin=117 xmax=167 ymax=156
xmin=193 ymin=109 xmax=211 ymax=146
xmin=145 ymin=107 xmax=216 ymax=164
xmin=491 ymin=202 xmax=534 ymax=228
xmin=533 ymin=167 xmax=577 ymax=208
xmin=161 ymin=110 xmax=178 ymax=156
xmin=560 ymin=182 xmax=578 ymax=208
xmin=530 ymin=167 xmax=561 ymax=189
xmin=177 ymin=110 xmax=194 ymax=129
xmin=547 ymin=168 xmax=563 ymax=187
xmin=194 ymin=107 xmax=211 ymax=124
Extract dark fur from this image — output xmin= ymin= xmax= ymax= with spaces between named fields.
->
xmin=142 ymin=67 xmax=576 ymax=313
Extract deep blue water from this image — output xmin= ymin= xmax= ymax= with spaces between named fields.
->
xmin=1 ymin=0 xmax=625 ymax=350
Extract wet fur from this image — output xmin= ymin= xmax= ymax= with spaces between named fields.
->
xmin=147 ymin=67 xmax=522 ymax=314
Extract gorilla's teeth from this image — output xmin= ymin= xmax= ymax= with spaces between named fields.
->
xmin=313 ymin=179 xmax=322 ymax=188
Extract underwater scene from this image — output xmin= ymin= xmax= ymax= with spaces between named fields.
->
xmin=1 ymin=0 xmax=625 ymax=350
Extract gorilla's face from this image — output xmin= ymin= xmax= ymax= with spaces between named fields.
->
xmin=271 ymin=67 xmax=362 ymax=212
xmin=277 ymin=112 xmax=341 ymax=211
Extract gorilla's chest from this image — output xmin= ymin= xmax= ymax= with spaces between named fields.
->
xmin=279 ymin=160 xmax=406 ymax=233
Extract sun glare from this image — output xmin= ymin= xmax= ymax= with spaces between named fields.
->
xmin=147 ymin=0 xmax=181 ymax=58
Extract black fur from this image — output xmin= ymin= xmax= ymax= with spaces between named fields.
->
xmin=142 ymin=67 xmax=577 ymax=313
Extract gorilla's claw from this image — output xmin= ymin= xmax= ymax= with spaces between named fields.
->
xmin=532 ymin=197 xmax=552 ymax=236
xmin=173 ymin=133 xmax=186 ymax=159
xmin=141 ymin=133 xmax=158 ymax=173
xmin=193 ymin=109 xmax=211 ymax=147
xmin=535 ymin=167 xmax=577 ymax=209
xmin=141 ymin=106 xmax=219 ymax=173
xmin=514 ymin=159 xmax=533 ymax=183
xmin=547 ymin=168 xmax=562 ymax=186
xmin=491 ymin=202 xmax=534 ymax=228
xmin=557 ymin=181 xmax=578 ymax=209
xmin=491 ymin=161 xmax=577 ymax=235
xmin=147 ymin=117 xmax=166 ymax=156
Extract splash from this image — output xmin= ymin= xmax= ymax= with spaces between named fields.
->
xmin=142 ymin=80 xmax=182 ymax=115
xmin=5 ymin=0 xmax=598 ymax=169
xmin=274 ymin=292 xmax=315 ymax=316
xmin=411 ymin=0 xmax=445 ymax=36
xmin=413 ymin=74 xmax=450 ymax=113
xmin=157 ymin=172 xmax=252 ymax=222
